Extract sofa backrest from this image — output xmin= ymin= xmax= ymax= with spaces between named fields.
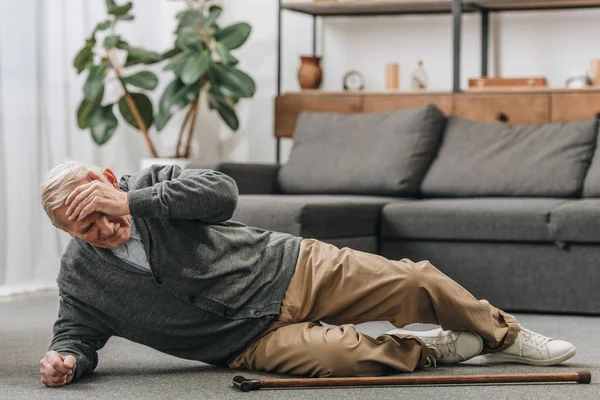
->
xmin=582 ymin=124 xmax=600 ymax=197
xmin=277 ymin=105 xmax=446 ymax=197
xmin=420 ymin=116 xmax=599 ymax=198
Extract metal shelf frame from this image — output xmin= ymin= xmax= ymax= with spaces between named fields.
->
xmin=275 ymin=0 xmax=600 ymax=162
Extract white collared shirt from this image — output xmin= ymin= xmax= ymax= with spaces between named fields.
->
xmin=110 ymin=219 xmax=151 ymax=273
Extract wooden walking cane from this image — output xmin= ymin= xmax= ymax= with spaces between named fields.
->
xmin=233 ymin=370 xmax=592 ymax=392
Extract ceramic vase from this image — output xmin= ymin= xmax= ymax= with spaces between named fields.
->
xmin=298 ymin=55 xmax=323 ymax=90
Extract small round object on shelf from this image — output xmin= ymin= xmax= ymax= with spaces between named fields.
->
xmin=343 ymin=70 xmax=365 ymax=91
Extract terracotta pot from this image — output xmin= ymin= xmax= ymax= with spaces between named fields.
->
xmin=298 ymin=55 xmax=323 ymax=90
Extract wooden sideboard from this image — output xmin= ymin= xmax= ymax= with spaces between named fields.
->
xmin=274 ymin=89 xmax=600 ymax=138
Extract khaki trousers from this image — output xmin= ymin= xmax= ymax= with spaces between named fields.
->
xmin=229 ymin=239 xmax=520 ymax=377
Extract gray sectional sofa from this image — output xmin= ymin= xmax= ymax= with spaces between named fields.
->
xmin=190 ymin=105 xmax=600 ymax=315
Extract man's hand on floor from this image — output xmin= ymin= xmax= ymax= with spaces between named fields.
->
xmin=65 ymin=170 xmax=129 ymax=221
xmin=40 ymin=351 xmax=76 ymax=387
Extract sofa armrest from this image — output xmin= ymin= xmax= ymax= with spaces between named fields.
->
xmin=186 ymin=162 xmax=280 ymax=195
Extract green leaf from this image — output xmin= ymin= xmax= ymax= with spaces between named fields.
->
xmin=228 ymin=68 xmax=256 ymax=96
xmin=156 ymin=78 xmax=201 ymax=131
xmin=103 ymin=35 xmax=120 ymax=48
xmin=108 ymin=2 xmax=132 ymax=17
xmin=214 ymin=22 xmax=251 ymax=50
xmin=115 ymin=39 xmax=129 ymax=49
xmin=123 ymin=45 xmax=162 ymax=67
xmin=95 ymin=20 xmax=112 ymax=32
xmin=155 ymin=111 xmax=170 ymax=132
xmin=73 ymin=45 xmax=94 ymax=74
xmin=118 ymin=93 xmax=154 ymax=130
xmin=163 ymin=52 xmax=189 ymax=76
xmin=209 ymin=91 xmax=239 ymax=131
xmin=89 ymin=104 xmax=118 ymax=145
xmin=76 ymin=87 xmax=104 ymax=129
xmin=118 ymin=13 xmax=134 ymax=21
xmin=121 ymin=71 xmax=158 ymax=90
xmin=105 ymin=0 xmax=117 ymax=10
xmin=175 ymin=25 xmax=205 ymax=52
xmin=161 ymin=47 xmax=182 ymax=61
xmin=212 ymin=63 xmax=255 ymax=98
xmin=83 ymin=63 xmax=107 ymax=100
xmin=203 ymin=5 xmax=222 ymax=27
xmin=214 ymin=42 xmax=239 ymax=67
xmin=181 ymin=50 xmax=211 ymax=85
xmin=176 ymin=9 xmax=202 ymax=27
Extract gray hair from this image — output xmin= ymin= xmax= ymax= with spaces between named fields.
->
xmin=40 ymin=159 xmax=103 ymax=228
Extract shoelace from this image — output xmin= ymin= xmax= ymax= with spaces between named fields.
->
xmin=513 ymin=328 xmax=551 ymax=356
xmin=423 ymin=337 xmax=457 ymax=368
xmin=423 ymin=355 xmax=437 ymax=368
xmin=520 ymin=328 xmax=551 ymax=346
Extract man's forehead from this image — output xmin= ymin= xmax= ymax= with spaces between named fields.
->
xmin=54 ymin=204 xmax=96 ymax=231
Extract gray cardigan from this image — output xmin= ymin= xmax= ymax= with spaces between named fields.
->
xmin=48 ymin=165 xmax=302 ymax=381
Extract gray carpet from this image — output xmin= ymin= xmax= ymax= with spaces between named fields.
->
xmin=2 ymin=291 xmax=598 ymax=400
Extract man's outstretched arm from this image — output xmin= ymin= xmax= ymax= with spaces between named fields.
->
xmin=126 ymin=165 xmax=239 ymax=222
xmin=43 ymin=293 xmax=113 ymax=386
xmin=64 ymin=164 xmax=239 ymax=224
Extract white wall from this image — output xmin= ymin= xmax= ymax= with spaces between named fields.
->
xmin=221 ymin=4 xmax=600 ymax=164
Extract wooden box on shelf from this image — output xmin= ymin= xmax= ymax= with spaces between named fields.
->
xmin=468 ymin=77 xmax=547 ymax=91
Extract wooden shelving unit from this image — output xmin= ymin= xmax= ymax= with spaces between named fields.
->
xmin=287 ymin=88 xmax=453 ymax=95
xmin=275 ymin=88 xmax=600 ymax=138
xmin=283 ymin=0 xmax=600 ymax=15
xmin=274 ymin=0 xmax=600 ymax=161
xmin=465 ymin=86 xmax=600 ymax=93
xmin=478 ymin=0 xmax=600 ymax=11
xmin=282 ymin=1 xmax=476 ymax=16
xmin=285 ymin=87 xmax=600 ymax=94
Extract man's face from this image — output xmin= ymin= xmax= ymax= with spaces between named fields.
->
xmin=53 ymin=175 xmax=131 ymax=248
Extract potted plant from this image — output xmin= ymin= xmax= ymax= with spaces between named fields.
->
xmin=73 ymin=0 xmax=256 ymax=169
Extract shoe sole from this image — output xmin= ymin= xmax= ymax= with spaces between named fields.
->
xmin=481 ymin=347 xmax=576 ymax=366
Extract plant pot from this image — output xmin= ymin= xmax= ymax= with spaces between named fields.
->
xmin=139 ymin=157 xmax=192 ymax=172
xmin=298 ymin=55 xmax=323 ymax=90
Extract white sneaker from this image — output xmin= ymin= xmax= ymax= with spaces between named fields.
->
xmin=386 ymin=327 xmax=483 ymax=367
xmin=482 ymin=327 xmax=576 ymax=366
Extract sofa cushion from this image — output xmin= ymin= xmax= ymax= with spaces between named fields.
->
xmin=420 ymin=116 xmax=598 ymax=197
xmin=186 ymin=162 xmax=280 ymax=195
xmin=277 ymin=105 xmax=446 ymax=196
xmin=583 ymin=127 xmax=600 ymax=197
xmin=380 ymin=198 xmax=568 ymax=242
xmin=232 ymin=195 xmax=398 ymax=238
xmin=549 ymin=200 xmax=600 ymax=243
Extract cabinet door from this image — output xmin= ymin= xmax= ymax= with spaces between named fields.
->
xmin=275 ymin=93 xmax=362 ymax=138
xmin=454 ymin=93 xmax=550 ymax=124
xmin=362 ymin=94 xmax=453 ymax=115
xmin=551 ymin=92 xmax=600 ymax=122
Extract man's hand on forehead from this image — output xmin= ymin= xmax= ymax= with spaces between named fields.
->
xmin=65 ymin=170 xmax=130 ymax=221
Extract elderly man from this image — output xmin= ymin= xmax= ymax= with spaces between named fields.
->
xmin=38 ymin=159 xmax=575 ymax=387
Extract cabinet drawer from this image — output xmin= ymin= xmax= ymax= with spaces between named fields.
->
xmin=454 ymin=94 xmax=550 ymax=124
xmin=362 ymin=94 xmax=453 ymax=115
xmin=551 ymin=92 xmax=600 ymax=122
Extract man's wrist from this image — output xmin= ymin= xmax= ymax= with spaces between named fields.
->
xmin=121 ymin=192 xmax=131 ymax=215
